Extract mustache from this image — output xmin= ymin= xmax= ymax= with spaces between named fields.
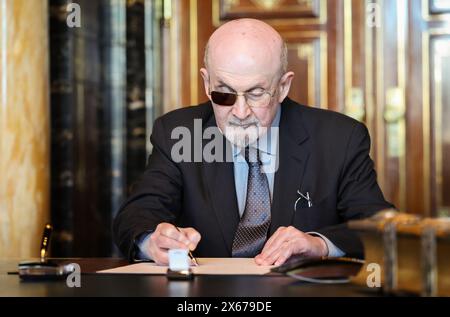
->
xmin=227 ymin=117 xmax=260 ymax=128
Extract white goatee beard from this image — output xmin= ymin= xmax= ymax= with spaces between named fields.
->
xmin=223 ymin=124 xmax=267 ymax=148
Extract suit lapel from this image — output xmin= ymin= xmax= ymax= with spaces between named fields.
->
xmin=270 ymin=99 xmax=311 ymax=235
xmin=201 ymin=111 xmax=240 ymax=255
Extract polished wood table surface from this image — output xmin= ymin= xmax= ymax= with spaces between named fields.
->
xmin=0 ymin=258 xmax=381 ymax=297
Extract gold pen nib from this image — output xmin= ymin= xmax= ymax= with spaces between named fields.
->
xmin=190 ymin=252 xmax=198 ymax=266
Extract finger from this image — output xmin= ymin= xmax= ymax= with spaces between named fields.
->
xmin=255 ymin=252 xmax=276 ymax=265
xmin=180 ymin=227 xmax=202 ymax=250
xmin=254 ymin=254 xmax=264 ymax=265
xmin=259 ymin=237 xmax=285 ymax=262
xmin=155 ymin=234 xmax=190 ymax=250
xmin=262 ymin=226 xmax=298 ymax=251
xmin=259 ymin=235 xmax=309 ymax=266
xmin=259 ymin=229 xmax=292 ymax=260
xmin=260 ymin=227 xmax=305 ymax=262
xmin=262 ymin=226 xmax=302 ymax=256
xmin=158 ymin=224 xmax=190 ymax=245
xmin=261 ymin=241 xmax=290 ymax=265
xmin=261 ymin=226 xmax=285 ymax=254
xmin=274 ymin=247 xmax=294 ymax=266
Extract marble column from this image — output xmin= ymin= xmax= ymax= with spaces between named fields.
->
xmin=0 ymin=0 xmax=50 ymax=258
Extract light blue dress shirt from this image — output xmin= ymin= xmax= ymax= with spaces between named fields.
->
xmin=137 ymin=106 xmax=344 ymax=259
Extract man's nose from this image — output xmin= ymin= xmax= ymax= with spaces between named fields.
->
xmin=231 ymin=95 xmax=252 ymax=120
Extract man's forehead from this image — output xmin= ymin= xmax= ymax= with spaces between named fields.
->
xmin=208 ymin=51 xmax=278 ymax=79
xmin=210 ymin=71 xmax=273 ymax=89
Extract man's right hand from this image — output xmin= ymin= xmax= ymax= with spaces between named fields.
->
xmin=144 ymin=223 xmax=201 ymax=265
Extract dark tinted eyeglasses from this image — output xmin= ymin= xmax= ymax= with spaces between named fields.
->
xmin=209 ymin=90 xmax=275 ymax=108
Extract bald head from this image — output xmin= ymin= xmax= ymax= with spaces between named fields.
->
xmin=200 ymin=19 xmax=294 ymax=148
xmin=204 ymin=19 xmax=287 ymax=77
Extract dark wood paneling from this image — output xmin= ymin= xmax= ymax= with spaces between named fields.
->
xmin=218 ymin=0 xmax=321 ymax=20
xmin=284 ymin=36 xmax=326 ymax=107
xmin=169 ymin=0 xmax=344 ymax=111
xmin=162 ymin=0 xmax=450 ymax=218
xmin=406 ymin=0 xmax=450 ymax=217
xmin=126 ymin=0 xmax=147 ymax=188
xmin=430 ymin=34 xmax=450 ymax=217
xmin=405 ymin=0 xmax=426 ymax=216
xmin=49 ymin=0 xmax=161 ymax=257
xmin=49 ymin=0 xmax=77 ymax=256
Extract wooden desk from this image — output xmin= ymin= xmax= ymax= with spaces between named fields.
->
xmin=0 ymin=258 xmax=381 ymax=297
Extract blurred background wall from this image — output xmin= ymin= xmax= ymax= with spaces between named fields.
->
xmin=47 ymin=0 xmax=162 ymax=256
xmin=0 ymin=0 xmax=50 ymax=258
xmin=0 ymin=0 xmax=449 ymax=258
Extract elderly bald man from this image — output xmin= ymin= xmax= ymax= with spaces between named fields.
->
xmin=113 ymin=19 xmax=393 ymax=266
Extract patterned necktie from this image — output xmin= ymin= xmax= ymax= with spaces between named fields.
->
xmin=232 ymin=147 xmax=271 ymax=257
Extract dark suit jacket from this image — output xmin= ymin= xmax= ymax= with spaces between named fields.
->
xmin=113 ymin=98 xmax=393 ymax=261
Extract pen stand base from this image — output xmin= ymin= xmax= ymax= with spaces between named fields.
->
xmin=166 ymin=268 xmax=194 ymax=281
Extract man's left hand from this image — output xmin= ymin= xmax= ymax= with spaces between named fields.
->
xmin=255 ymin=226 xmax=328 ymax=266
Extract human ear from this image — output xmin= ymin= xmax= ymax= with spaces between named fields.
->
xmin=200 ymin=68 xmax=210 ymax=99
xmin=277 ymin=71 xmax=294 ymax=103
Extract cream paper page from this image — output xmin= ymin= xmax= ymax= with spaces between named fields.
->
xmin=98 ymin=258 xmax=273 ymax=275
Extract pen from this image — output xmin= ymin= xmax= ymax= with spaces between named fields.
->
xmin=40 ymin=223 xmax=53 ymax=263
xmin=175 ymin=226 xmax=198 ymax=266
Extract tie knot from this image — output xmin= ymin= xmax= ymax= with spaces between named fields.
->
xmin=244 ymin=146 xmax=260 ymax=165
